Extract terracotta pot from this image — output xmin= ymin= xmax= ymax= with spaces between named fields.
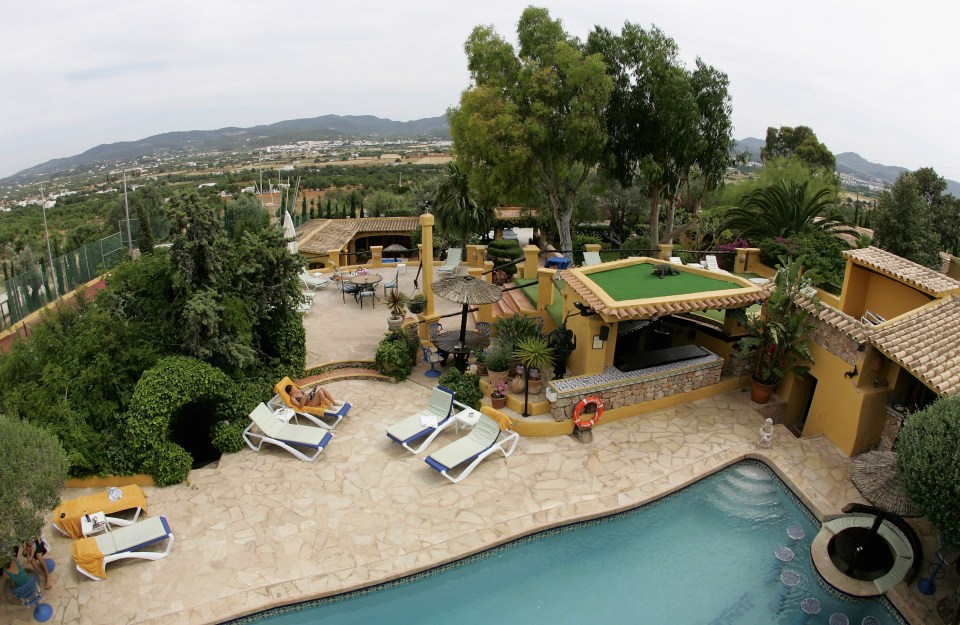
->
xmin=528 ymin=378 xmax=542 ymax=395
xmin=488 ymin=369 xmax=509 ymax=385
xmin=491 ymin=395 xmax=506 ymax=409
xmin=751 ymin=378 xmax=777 ymax=404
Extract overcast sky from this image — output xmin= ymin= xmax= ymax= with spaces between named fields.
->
xmin=2 ymin=0 xmax=958 ymax=180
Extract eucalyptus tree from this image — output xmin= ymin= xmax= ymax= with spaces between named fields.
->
xmin=587 ymin=23 xmax=734 ymax=244
xmin=872 ymin=171 xmax=943 ymax=268
xmin=761 ymin=126 xmax=835 ymax=173
xmin=720 ymin=180 xmax=853 ymax=241
xmin=432 ymin=162 xmax=494 ymax=256
xmin=449 ymin=6 xmax=612 ymax=253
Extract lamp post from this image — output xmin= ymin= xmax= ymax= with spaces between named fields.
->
xmin=39 ymin=183 xmax=59 ymax=300
xmin=110 ymin=169 xmax=136 ymax=257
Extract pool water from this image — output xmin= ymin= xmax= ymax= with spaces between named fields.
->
xmin=230 ymin=462 xmax=906 ymax=625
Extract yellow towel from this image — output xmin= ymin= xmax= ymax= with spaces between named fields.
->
xmin=72 ymin=537 xmax=106 ymax=579
xmin=274 ymin=376 xmax=333 ymax=416
xmin=480 ymin=406 xmax=513 ymax=431
xmin=53 ymin=485 xmax=148 ymax=539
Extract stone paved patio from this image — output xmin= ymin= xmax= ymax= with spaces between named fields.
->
xmin=2 ymin=266 xmax=949 ymax=625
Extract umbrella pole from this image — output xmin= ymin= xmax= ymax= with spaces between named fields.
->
xmin=459 ymin=304 xmax=468 ymax=344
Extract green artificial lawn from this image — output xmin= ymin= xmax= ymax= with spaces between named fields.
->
xmin=586 ymin=264 xmax=742 ymax=302
xmin=517 ymin=278 xmax=564 ymax=328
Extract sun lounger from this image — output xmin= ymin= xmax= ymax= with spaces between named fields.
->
xmin=424 ymin=406 xmax=519 ymax=483
xmin=669 ymin=256 xmax=683 ymax=264
xmin=52 ymin=485 xmax=147 ymax=539
xmin=582 ymin=251 xmax=602 ymax=266
xmin=300 ymin=269 xmax=330 ymax=292
xmin=269 ymin=376 xmax=351 ymax=429
xmin=437 ymin=248 xmax=463 ymax=278
xmin=386 ymin=386 xmax=456 ymax=454
xmin=73 ymin=516 xmax=174 ymax=581
xmin=243 ymin=403 xmax=333 ymax=462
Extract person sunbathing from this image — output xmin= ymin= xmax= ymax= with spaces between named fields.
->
xmin=285 ymin=384 xmax=343 ymax=410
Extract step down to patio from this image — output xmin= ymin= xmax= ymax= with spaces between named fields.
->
xmin=298 ymin=367 xmax=391 ymax=386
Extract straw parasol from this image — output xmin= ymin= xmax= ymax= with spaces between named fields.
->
xmin=282 ymin=211 xmax=298 ymax=255
xmin=432 ymin=271 xmax=503 ymax=345
xmin=850 ymin=450 xmax=920 ymax=517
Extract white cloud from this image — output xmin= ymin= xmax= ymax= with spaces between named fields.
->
xmin=2 ymin=0 xmax=959 ymax=179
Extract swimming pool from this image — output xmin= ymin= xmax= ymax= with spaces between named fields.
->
xmin=227 ymin=461 xmax=906 ymax=625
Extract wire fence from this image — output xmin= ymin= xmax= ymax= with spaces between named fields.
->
xmin=0 ymin=232 xmax=128 ymax=330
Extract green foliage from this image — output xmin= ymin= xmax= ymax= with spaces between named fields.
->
xmin=623 ymin=233 xmax=651 ymax=254
xmin=486 ymin=238 xmax=522 ymax=277
xmin=872 ymin=170 xmax=948 ymax=268
xmin=437 ymin=368 xmax=483 ymax=410
xmin=224 ymin=193 xmax=269 ymax=242
xmin=211 ymin=418 xmax=249 ymax=454
xmin=374 ymin=333 xmax=413 ymax=381
xmin=513 ymin=335 xmax=554 ymax=375
xmin=449 ymin=6 xmax=613 ymax=253
xmin=896 ymin=394 xmax=960 ymax=547
xmin=758 ymin=232 xmax=849 ymax=294
xmin=720 ymin=180 xmax=852 ymax=241
xmin=761 ymin=126 xmax=836 ymax=172
xmin=484 ymin=341 xmax=512 ymax=372
xmin=730 ymin=257 xmax=819 ymax=385
xmin=384 ymin=289 xmax=408 ymax=318
xmin=432 ymin=162 xmax=495 ymax=254
xmin=572 ymin=234 xmax=602 ymax=265
xmin=124 ymin=356 xmax=233 ymax=486
xmin=492 ymin=314 xmax=542 ymax=351
xmin=0 ymin=415 xmax=68 ymax=564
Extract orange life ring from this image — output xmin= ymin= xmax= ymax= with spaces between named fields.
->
xmin=572 ymin=395 xmax=604 ymax=429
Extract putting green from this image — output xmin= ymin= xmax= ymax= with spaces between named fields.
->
xmin=586 ymin=264 xmax=742 ymax=302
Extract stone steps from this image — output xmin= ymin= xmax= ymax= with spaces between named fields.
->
xmin=298 ymin=365 xmax=391 ymax=386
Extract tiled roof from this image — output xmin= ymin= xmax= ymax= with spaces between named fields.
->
xmin=870 ymin=296 xmax=960 ymax=397
xmin=560 ymin=266 xmax=766 ymax=322
xmin=297 ymin=217 xmax=419 ymax=255
xmin=844 ymin=247 xmax=960 ymax=295
xmin=794 ymin=296 xmax=869 ymax=343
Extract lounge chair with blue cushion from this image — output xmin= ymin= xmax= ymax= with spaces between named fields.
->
xmin=269 ymin=376 xmax=352 ymax=430
xmin=243 ymin=403 xmax=333 ymax=462
xmin=73 ymin=516 xmax=174 ymax=581
xmin=386 ymin=386 xmax=456 ymax=454
xmin=424 ymin=406 xmax=519 ymax=483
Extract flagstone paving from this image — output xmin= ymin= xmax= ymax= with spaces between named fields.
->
xmin=3 ymin=266 xmax=948 ymax=624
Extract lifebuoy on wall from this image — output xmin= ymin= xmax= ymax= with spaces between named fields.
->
xmin=572 ymin=395 xmax=604 ymax=429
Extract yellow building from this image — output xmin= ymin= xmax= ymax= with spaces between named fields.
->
xmin=777 ymin=247 xmax=960 ymax=455
xmin=296 ymin=217 xmax=420 ymax=268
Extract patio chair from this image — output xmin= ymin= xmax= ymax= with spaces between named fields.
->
xmin=269 ymin=376 xmax=351 ymax=429
xmin=437 ymin=248 xmax=463 ymax=278
xmin=8 ymin=571 xmax=53 ymax=621
xmin=357 ymin=285 xmax=376 ymax=309
xmin=474 ymin=321 xmax=492 ymax=337
xmin=703 ymin=255 xmax=731 ymax=275
xmin=341 ymin=281 xmax=360 ymax=303
xmin=297 ymin=292 xmax=315 ymax=315
xmin=73 ymin=516 xmax=174 ymax=581
xmin=428 ymin=322 xmax=442 ymax=341
xmin=383 ymin=269 xmax=400 ymax=296
xmin=52 ymin=485 xmax=147 ymax=539
xmin=243 ymin=402 xmax=334 ymax=462
xmin=386 ymin=386 xmax=456 ymax=454
xmin=424 ymin=406 xmax=519 ymax=483
xmin=300 ymin=269 xmax=330 ymax=292
xmin=421 ymin=345 xmax=444 ymax=378
xmin=582 ymin=251 xmax=602 ymax=266
xmin=669 ymin=256 xmax=683 ymax=265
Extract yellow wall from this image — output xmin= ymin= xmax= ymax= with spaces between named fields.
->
xmin=564 ymin=288 xmax=613 ymax=376
xmin=840 ymin=265 xmax=933 ymax=320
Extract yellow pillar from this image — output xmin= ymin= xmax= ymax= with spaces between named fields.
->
xmin=566 ymin=302 xmax=610 ymax=376
xmin=420 ymin=213 xmax=436 ymax=317
xmin=522 ymin=244 xmax=540 ymax=280
xmin=735 ymin=247 xmax=761 ymax=273
xmin=327 ymin=248 xmax=344 ymax=268
xmin=370 ymin=245 xmax=383 ymax=267
xmin=537 ymin=268 xmax=555 ymax=312
xmin=477 ymin=261 xmax=495 ymax=324
xmin=657 ymin=243 xmax=674 ymax=260
xmin=467 ymin=244 xmax=487 ymax=268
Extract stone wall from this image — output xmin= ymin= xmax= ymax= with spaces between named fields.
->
xmin=810 ymin=317 xmax=862 ymax=366
xmin=549 ymin=359 xmax=723 ymax=422
xmin=724 ymin=347 xmax=755 ymax=377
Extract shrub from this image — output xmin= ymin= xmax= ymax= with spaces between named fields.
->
xmin=211 ymin=418 xmax=248 ymax=454
xmin=487 ymin=239 xmax=523 ymax=278
xmin=493 ymin=314 xmax=543 ymax=351
xmin=897 ymin=394 xmax=960 ymax=547
xmin=572 ymin=234 xmax=602 ymax=265
xmin=437 ymin=368 xmax=483 ymax=410
xmin=623 ymin=234 xmax=651 ymax=256
xmin=484 ymin=342 xmax=512 ymax=372
xmin=374 ymin=333 xmax=413 ymax=381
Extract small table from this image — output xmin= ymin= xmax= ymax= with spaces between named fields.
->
xmin=81 ymin=511 xmax=109 ymax=537
xmin=350 ymin=274 xmax=383 ymax=308
xmin=433 ymin=331 xmax=491 ymax=372
xmin=545 ymin=257 xmax=573 ymax=270
xmin=453 ymin=407 xmax=482 ymax=433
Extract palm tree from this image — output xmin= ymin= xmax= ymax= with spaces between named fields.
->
xmin=432 ymin=162 xmax=495 ymax=257
xmin=720 ymin=180 xmax=855 ymax=241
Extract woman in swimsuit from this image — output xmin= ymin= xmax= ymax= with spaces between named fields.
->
xmin=3 ymin=553 xmax=35 ymax=603
xmin=285 ymin=384 xmax=342 ymax=410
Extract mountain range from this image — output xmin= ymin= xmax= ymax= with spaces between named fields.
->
xmin=5 ymin=116 xmax=958 ymax=196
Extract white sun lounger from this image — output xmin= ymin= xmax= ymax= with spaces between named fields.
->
xmin=386 ymin=386 xmax=456 ymax=454
xmin=437 ymin=248 xmax=463 ymax=278
xmin=74 ymin=516 xmax=174 ymax=581
xmin=582 ymin=251 xmax=602 ymax=266
xmin=243 ymin=403 xmax=333 ymax=462
xmin=424 ymin=408 xmax=519 ymax=483
xmin=300 ymin=269 xmax=330 ymax=292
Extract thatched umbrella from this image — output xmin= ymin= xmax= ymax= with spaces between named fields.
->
xmin=431 ymin=272 xmax=503 ymax=345
xmin=850 ymin=450 xmax=920 ymax=517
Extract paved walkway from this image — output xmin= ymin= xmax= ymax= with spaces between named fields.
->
xmin=2 ymin=265 xmax=946 ymax=625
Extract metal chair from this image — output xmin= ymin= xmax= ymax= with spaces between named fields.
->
xmin=358 ymin=285 xmax=376 ymax=309
xmin=341 ymin=281 xmax=360 ymax=303
xmin=475 ymin=321 xmax=492 ymax=337
xmin=12 ymin=574 xmax=54 ymax=622
xmin=383 ymin=270 xmax=399 ymax=296
xmin=428 ymin=322 xmax=442 ymax=342
xmin=421 ymin=345 xmax=444 ymax=378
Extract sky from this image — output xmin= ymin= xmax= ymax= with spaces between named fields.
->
xmin=2 ymin=0 xmax=959 ymax=180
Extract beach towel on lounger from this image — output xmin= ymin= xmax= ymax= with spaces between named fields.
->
xmin=53 ymin=484 xmax=148 ymax=539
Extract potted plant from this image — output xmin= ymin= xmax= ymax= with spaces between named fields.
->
xmin=730 ymin=256 xmax=819 ymax=404
xmin=490 ymin=381 xmax=508 ymax=409
xmin=473 ymin=348 xmax=488 ymax=376
xmin=514 ymin=335 xmax=554 ymax=395
xmin=485 ymin=342 xmax=512 ymax=385
xmin=407 ymin=292 xmax=426 ymax=314
xmin=384 ymin=290 xmax=408 ymax=332
xmin=374 ymin=332 xmax=413 ymax=381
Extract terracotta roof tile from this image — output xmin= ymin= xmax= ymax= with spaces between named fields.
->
xmin=844 ymin=247 xmax=960 ymax=295
xmin=794 ymin=296 xmax=869 ymax=343
xmin=870 ymin=296 xmax=960 ymax=397
xmin=297 ymin=217 xmax=419 ymax=255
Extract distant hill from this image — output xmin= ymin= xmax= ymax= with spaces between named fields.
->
xmin=735 ymin=137 xmax=960 ymax=196
xmin=2 ymin=114 xmax=451 ymax=184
